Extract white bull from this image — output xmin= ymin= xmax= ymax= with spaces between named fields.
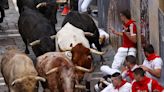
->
xmin=56 ymin=22 xmax=90 ymax=51
xmin=56 ymin=22 xmax=104 ymax=55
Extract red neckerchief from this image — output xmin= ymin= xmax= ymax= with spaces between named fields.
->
xmin=124 ymin=19 xmax=135 ymax=27
xmin=115 ymin=80 xmax=126 ymax=89
xmin=127 ymin=70 xmax=134 ymax=81
xmin=147 ymin=53 xmax=160 ymax=61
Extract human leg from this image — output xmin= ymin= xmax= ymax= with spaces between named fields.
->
xmin=80 ymin=0 xmax=92 ymax=12
xmin=111 ymin=47 xmax=129 ymax=70
xmin=78 ymin=0 xmax=84 ymax=12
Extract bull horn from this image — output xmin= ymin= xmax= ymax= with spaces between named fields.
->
xmin=29 ymin=35 xmax=56 ymax=46
xmin=84 ymin=32 xmax=94 ymax=36
xmin=46 ymin=67 xmax=59 ymax=75
xmin=50 ymin=35 xmax=56 ymax=40
xmin=11 ymin=78 xmax=23 ymax=86
xmin=30 ymin=40 xmax=40 ymax=46
xmin=35 ymin=77 xmax=46 ymax=82
xmin=75 ymin=66 xmax=93 ymax=73
xmin=90 ymin=48 xmax=105 ymax=55
xmin=36 ymin=2 xmax=47 ymax=8
xmin=75 ymin=84 xmax=86 ymax=89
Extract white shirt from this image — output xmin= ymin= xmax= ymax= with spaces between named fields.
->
xmin=143 ymin=57 xmax=163 ymax=83
xmin=101 ymin=82 xmax=132 ymax=92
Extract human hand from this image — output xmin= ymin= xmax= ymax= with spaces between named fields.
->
xmin=139 ymin=65 xmax=149 ymax=72
xmin=121 ymin=66 xmax=128 ymax=72
xmin=109 ymin=26 xmax=116 ymax=34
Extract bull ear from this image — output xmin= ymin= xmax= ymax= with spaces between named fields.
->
xmin=35 ymin=77 xmax=46 ymax=82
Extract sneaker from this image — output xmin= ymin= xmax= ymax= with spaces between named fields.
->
xmin=61 ymin=6 xmax=70 ymax=16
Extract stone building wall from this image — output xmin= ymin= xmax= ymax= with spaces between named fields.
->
xmin=148 ymin=0 xmax=160 ymax=54
xmin=159 ymin=0 xmax=164 ymax=12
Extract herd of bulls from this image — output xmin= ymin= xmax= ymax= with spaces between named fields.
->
xmin=0 ymin=0 xmax=105 ymax=92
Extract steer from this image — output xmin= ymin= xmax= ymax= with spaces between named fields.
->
xmin=55 ymin=23 xmax=104 ymax=91
xmin=62 ymin=11 xmax=101 ymax=52
xmin=56 ymin=22 xmax=104 ymax=55
xmin=62 ymin=11 xmax=105 ymax=62
xmin=1 ymin=47 xmax=45 ymax=92
xmin=18 ymin=7 xmax=56 ymax=57
xmin=36 ymin=51 xmax=90 ymax=92
xmin=17 ymin=0 xmax=57 ymax=30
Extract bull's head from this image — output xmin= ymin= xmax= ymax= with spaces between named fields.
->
xmin=31 ymin=36 xmax=55 ymax=56
xmin=71 ymin=43 xmax=93 ymax=81
xmin=10 ymin=76 xmax=45 ymax=92
xmin=46 ymin=58 xmax=75 ymax=92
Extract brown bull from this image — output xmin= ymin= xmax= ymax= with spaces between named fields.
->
xmin=36 ymin=51 xmax=91 ymax=92
xmin=1 ymin=47 xmax=45 ymax=92
xmin=36 ymin=52 xmax=76 ymax=92
xmin=71 ymin=43 xmax=93 ymax=82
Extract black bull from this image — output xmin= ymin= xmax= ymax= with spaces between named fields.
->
xmin=18 ymin=7 xmax=56 ymax=57
xmin=17 ymin=0 xmax=57 ymax=30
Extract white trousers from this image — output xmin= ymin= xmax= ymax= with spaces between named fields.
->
xmin=78 ymin=0 xmax=92 ymax=13
xmin=112 ymin=47 xmax=136 ymax=70
xmin=101 ymin=84 xmax=114 ymax=92
xmin=94 ymin=84 xmax=100 ymax=92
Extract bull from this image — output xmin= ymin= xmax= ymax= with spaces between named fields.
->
xmin=61 ymin=11 xmax=102 ymax=55
xmin=30 ymin=23 xmax=103 ymax=84
xmin=17 ymin=0 xmax=35 ymax=14
xmin=1 ymin=47 xmax=45 ymax=92
xmin=55 ymin=23 xmax=104 ymax=91
xmin=18 ymin=7 xmax=56 ymax=57
xmin=17 ymin=0 xmax=57 ymax=30
xmin=55 ymin=22 xmax=104 ymax=55
xmin=36 ymin=51 xmax=92 ymax=92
